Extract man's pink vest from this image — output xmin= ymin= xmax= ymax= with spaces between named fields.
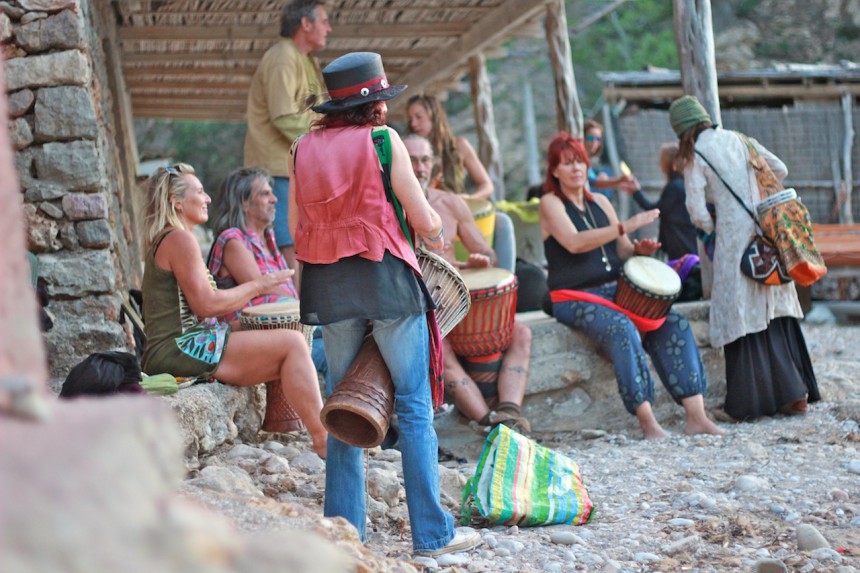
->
xmin=293 ymin=126 xmax=419 ymax=273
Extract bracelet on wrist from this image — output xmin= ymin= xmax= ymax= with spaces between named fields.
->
xmin=617 ymin=222 xmax=625 ymax=237
xmin=426 ymin=227 xmax=444 ymax=243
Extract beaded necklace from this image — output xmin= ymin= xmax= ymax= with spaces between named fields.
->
xmin=571 ymin=199 xmax=612 ymax=273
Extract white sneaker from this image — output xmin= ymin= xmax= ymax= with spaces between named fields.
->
xmin=415 ymin=527 xmax=482 ymax=557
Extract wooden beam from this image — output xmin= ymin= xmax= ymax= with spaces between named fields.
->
xmin=131 ymin=96 xmax=248 ymax=108
xmin=121 ymin=50 xmax=268 ymax=64
xmin=118 ymin=22 xmax=469 ymax=41
xmin=132 ymin=109 xmax=246 ymax=122
xmin=121 ymin=47 xmax=433 ymax=65
xmin=122 ymin=66 xmax=258 ymax=77
xmin=390 ymin=0 xmax=549 ymax=110
xmin=602 ymin=84 xmax=860 ymax=101
xmin=126 ymin=79 xmax=251 ymax=91
xmin=121 ymin=5 xmax=494 ymax=18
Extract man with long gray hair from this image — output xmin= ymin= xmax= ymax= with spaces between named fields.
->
xmin=244 ymin=0 xmax=331 ymax=277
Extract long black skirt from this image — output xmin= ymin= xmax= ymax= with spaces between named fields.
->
xmin=723 ymin=316 xmax=820 ymax=420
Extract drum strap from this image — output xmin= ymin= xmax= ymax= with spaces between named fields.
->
xmin=372 ymin=128 xmax=414 ymax=250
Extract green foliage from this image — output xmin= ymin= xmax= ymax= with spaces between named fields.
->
xmin=567 ymin=0 xmax=678 ymax=111
xmin=735 ymin=0 xmax=762 ymax=18
xmin=136 ymin=119 xmax=246 ymax=218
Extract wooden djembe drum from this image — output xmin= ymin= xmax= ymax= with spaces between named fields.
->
xmin=320 ymin=249 xmax=470 ymax=448
xmin=239 ymin=301 xmax=315 ymax=433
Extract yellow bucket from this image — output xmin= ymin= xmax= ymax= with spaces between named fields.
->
xmin=454 ymin=197 xmax=495 ymax=262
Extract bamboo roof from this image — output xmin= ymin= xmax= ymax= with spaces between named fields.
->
xmin=112 ymin=0 xmax=550 ymax=122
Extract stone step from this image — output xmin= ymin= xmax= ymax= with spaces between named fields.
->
xmin=436 ymin=301 xmax=725 ymax=442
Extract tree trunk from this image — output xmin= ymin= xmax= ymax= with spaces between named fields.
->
xmin=673 ymin=0 xmax=722 ymax=126
xmin=469 ymin=53 xmax=505 ymax=200
xmin=545 ymin=0 xmax=583 ymax=136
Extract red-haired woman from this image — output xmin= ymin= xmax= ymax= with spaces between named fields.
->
xmin=539 ymin=132 xmax=724 ymax=440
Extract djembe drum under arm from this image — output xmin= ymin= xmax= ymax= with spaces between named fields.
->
xmin=319 ymin=249 xmax=470 ymax=448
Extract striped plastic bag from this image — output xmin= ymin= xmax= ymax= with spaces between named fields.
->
xmin=460 ymin=424 xmax=594 ymax=527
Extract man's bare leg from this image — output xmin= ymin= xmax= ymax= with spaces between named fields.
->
xmin=442 ymin=338 xmax=490 ymax=422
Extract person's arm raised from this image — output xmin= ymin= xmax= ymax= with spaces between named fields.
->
xmin=456 ymin=136 xmax=493 ymax=200
xmin=451 ymin=194 xmax=496 ymax=267
xmin=163 ymin=230 xmax=292 ymax=318
xmin=387 ymin=128 xmax=443 ymax=245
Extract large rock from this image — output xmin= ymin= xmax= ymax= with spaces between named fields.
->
xmin=8 ymin=88 xmax=35 ymax=118
xmin=162 ymin=382 xmax=267 ymax=470
xmin=76 ymin=218 xmax=112 ymax=248
xmin=23 ymin=202 xmax=61 ymax=252
xmin=14 ymin=8 xmax=84 ymax=53
xmin=34 ymin=140 xmax=101 ymax=190
xmin=4 ymin=50 xmax=90 ymax=91
xmin=18 ymin=0 xmax=77 ymax=11
xmin=62 ymin=191 xmax=107 ymax=220
xmin=9 ymin=117 xmax=33 ymax=150
xmin=35 ymin=85 xmax=98 ymax=141
xmin=0 ymin=12 xmax=10 ymax=42
xmin=0 ymin=395 xmax=365 ymax=573
xmin=37 ymin=248 xmax=116 ymax=296
xmin=24 ymin=180 xmax=65 ymax=202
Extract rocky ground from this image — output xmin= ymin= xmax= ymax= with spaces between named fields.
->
xmin=181 ymin=323 xmax=860 ymax=573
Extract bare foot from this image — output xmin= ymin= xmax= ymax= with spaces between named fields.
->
xmin=635 ymin=401 xmax=669 ymax=440
xmin=642 ymin=424 xmax=670 ymax=440
xmin=684 ymin=418 xmax=727 ymax=436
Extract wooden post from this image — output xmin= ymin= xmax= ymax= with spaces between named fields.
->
xmin=840 ymin=91 xmax=855 ymax=224
xmin=545 ymin=0 xmax=583 ymax=136
xmin=602 ymin=103 xmax=630 ymax=219
xmin=522 ymin=82 xmax=542 ymax=187
xmin=0 ymin=59 xmax=49 ymax=416
xmin=469 ymin=53 xmax=505 ymax=200
xmin=673 ymin=0 xmax=722 ymax=126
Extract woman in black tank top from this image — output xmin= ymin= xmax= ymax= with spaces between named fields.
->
xmin=538 ymin=133 xmax=725 ymax=440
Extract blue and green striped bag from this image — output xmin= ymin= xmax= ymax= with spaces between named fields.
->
xmin=461 ymin=424 xmax=594 ymax=527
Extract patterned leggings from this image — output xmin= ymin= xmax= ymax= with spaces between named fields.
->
xmin=552 ymin=283 xmax=707 ymax=415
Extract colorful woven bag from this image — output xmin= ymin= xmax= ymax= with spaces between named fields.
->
xmin=461 ymin=424 xmax=595 ymax=527
xmin=741 ymin=135 xmax=827 ymax=286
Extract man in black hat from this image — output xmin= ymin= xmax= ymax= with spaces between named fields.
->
xmin=244 ymin=0 xmax=331 ymax=275
xmin=288 ymin=52 xmax=482 ymax=558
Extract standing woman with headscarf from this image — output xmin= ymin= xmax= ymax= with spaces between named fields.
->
xmin=670 ymin=95 xmax=819 ymax=421
xmin=288 ymin=52 xmax=481 ymax=557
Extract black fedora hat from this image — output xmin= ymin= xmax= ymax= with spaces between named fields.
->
xmin=312 ymin=52 xmax=407 ymax=113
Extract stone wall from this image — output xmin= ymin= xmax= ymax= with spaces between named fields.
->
xmin=2 ymin=0 xmax=141 ymax=377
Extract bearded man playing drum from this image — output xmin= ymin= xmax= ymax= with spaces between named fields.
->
xmin=404 ymin=134 xmax=533 ymax=434
xmin=539 ymin=132 xmax=724 ymax=440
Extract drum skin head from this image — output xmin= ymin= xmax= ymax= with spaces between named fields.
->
xmin=241 ymin=301 xmax=301 ymax=317
xmin=460 ymin=267 xmax=516 ymax=291
xmin=463 ymin=196 xmax=494 ymax=218
xmin=622 ymin=257 xmax=681 ymax=296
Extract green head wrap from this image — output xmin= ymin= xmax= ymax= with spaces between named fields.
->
xmin=669 ymin=95 xmax=712 ymax=136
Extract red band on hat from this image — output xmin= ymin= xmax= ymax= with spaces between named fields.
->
xmin=328 ymin=75 xmax=388 ymax=98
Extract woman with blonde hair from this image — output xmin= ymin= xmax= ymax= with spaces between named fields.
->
xmin=407 ymin=93 xmax=516 ymax=272
xmin=141 ymin=163 xmax=327 ymax=458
